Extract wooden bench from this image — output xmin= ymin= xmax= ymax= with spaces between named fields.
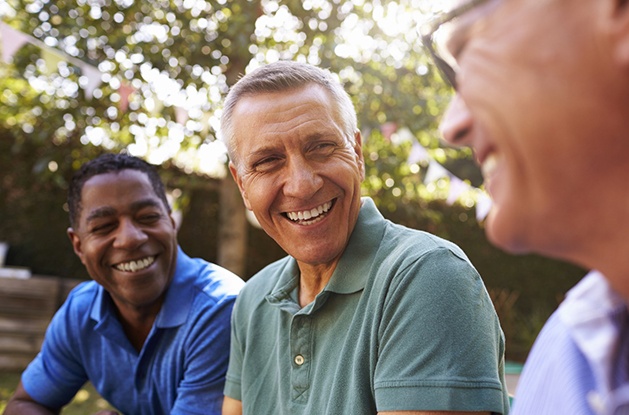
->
xmin=0 ymin=275 xmax=82 ymax=372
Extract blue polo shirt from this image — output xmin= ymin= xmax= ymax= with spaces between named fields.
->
xmin=22 ymin=247 xmax=244 ymax=415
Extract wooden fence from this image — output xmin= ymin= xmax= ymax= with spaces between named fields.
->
xmin=0 ymin=275 xmax=82 ymax=372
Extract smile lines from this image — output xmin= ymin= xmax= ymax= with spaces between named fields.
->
xmin=114 ymin=256 xmax=155 ymax=272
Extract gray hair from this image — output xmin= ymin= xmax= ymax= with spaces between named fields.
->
xmin=220 ymin=61 xmax=358 ymax=166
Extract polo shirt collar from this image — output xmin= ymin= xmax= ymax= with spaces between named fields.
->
xmin=266 ymin=197 xmax=386 ymax=311
xmin=324 ymin=197 xmax=385 ymax=294
xmin=155 ymin=246 xmax=194 ymax=328
xmin=558 ymin=270 xmax=628 ymax=409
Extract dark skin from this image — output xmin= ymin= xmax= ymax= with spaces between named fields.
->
xmin=4 ymin=170 xmax=178 ymax=415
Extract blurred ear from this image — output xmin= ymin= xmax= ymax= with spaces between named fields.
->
xmin=228 ymin=161 xmax=252 ymax=211
xmin=67 ymin=227 xmax=85 ymax=264
xmin=608 ymin=0 xmax=629 ymax=65
xmin=353 ymin=130 xmax=365 ymax=181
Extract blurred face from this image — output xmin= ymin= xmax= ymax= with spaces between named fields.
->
xmin=68 ymin=169 xmax=177 ymax=315
xmin=439 ymin=0 xmax=618 ymax=257
xmin=229 ymin=84 xmax=364 ymax=268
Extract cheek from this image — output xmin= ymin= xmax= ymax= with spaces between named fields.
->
xmin=241 ymin=177 xmax=274 ymax=211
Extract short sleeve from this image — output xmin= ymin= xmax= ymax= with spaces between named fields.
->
xmin=374 ymin=247 xmax=507 ymax=414
xmin=223 ymin=293 xmax=245 ymax=401
xmin=171 ymin=295 xmax=238 ymax=415
xmin=21 ymin=294 xmax=89 ymax=409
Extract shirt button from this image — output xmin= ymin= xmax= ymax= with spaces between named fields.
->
xmin=294 ymin=355 xmax=305 ymax=366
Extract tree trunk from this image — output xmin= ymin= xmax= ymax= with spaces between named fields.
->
xmin=217 ymin=11 xmax=259 ymax=278
xmin=217 ymin=174 xmax=248 ymax=277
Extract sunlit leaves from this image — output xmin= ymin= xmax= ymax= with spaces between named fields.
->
xmin=1 ymin=0 xmax=471 ymax=194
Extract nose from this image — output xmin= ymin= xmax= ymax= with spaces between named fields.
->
xmin=439 ymin=94 xmax=473 ymax=147
xmin=282 ymin=156 xmax=324 ymax=199
xmin=113 ymin=218 xmax=148 ymax=249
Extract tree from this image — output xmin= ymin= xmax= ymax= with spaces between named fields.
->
xmin=1 ymin=0 xmax=462 ymax=275
xmin=1 ymin=1 xmax=589 ymax=361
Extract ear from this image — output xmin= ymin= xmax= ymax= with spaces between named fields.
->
xmin=608 ymin=0 xmax=629 ymax=65
xmin=229 ymin=161 xmax=252 ymax=211
xmin=169 ymin=214 xmax=177 ymax=230
xmin=352 ymin=130 xmax=365 ymax=181
xmin=67 ymin=227 xmax=86 ymax=264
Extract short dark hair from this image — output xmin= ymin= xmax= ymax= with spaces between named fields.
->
xmin=67 ymin=153 xmax=170 ymax=228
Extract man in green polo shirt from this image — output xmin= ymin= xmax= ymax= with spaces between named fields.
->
xmin=219 ymin=60 xmax=509 ymax=415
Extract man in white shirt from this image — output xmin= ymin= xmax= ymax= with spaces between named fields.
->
xmin=425 ymin=0 xmax=629 ymax=413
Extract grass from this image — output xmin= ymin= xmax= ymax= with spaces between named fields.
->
xmin=0 ymin=372 xmax=116 ymax=414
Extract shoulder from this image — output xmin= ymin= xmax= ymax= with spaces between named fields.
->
xmin=177 ymin=252 xmax=245 ymax=301
xmin=375 ymin=221 xmax=479 ymax=288
xmin=42 ymin=281 xmax=99 ymax=350
xmin=60 ymin=280 xmax=100 ymax=313
xmin=383 ymin=220 xmax=471 ymax=263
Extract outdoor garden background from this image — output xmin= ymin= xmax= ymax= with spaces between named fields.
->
xmin=0 ymin=0 xmax=586 ymax=411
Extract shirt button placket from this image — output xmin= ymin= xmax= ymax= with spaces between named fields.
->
xmin=294 ymin=354 xmax=305 ymax=366
xmin=290 ymin=315 xmax=312 ymax=402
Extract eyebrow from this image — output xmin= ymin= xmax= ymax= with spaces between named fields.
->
xmin=84 ymin=199 xmax=164 ymax=223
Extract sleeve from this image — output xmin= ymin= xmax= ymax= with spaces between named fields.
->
xmin=21 ymin=291 xmax=89 ymax=409
xmin=223 ymin=292 xmax=245 ymax=401
xmin=170 ymin=293 xmax=238 ymax=415
xmin=374 ymin=247 xmax=508 ymax=414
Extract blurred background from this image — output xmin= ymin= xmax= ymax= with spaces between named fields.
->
xmin=0 ymin=0 xmax=585 ymax=386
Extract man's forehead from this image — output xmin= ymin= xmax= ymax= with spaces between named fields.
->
xmin=80 ymin=171 xmax=158 ymax=209
xmin=235 ymin=84 xmax=332 ymax=113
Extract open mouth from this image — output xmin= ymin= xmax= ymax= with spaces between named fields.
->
xmin=480 ymin=152 xmax=499 ymax=180
xmin=113 ymin=256 xmax=156 ymax=273
xmin=284 ymin=200 xmax=334 ymax=226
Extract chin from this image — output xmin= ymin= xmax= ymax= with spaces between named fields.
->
xmin=485 ymin=210 xmax=532 ymax=255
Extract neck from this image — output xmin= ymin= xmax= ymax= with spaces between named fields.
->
xmin=551 ymin=194 xmax=629 ymax=303
xmin=297 ymin=261 xmax=338 ymax=307
xmin=113 ymin=299 xmax=162 ymax=352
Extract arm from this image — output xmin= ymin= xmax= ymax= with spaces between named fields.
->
xmin=222 ymin=396 xmax=242 ymax=415
xmin=4 ymin=381 xmax=60 ymax=415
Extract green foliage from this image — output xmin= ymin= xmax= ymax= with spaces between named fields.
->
xmin=0 ymin=0 xmax=456 ymax=170
xmin=0 ymin=0 xmax=588 ymax=362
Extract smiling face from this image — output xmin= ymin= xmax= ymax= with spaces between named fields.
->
xmin=229 ymin=84 xmax=365 ymax=269
xmin=67 ymin=169 xmax=178 ymax=316
xmin=439 ymin=0 xmax=626 ymax=258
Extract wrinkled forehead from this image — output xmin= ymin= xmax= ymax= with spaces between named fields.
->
xmin=232 ymin=85 xmax=340 ymax=135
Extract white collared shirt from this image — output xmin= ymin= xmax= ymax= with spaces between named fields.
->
xmin=512 ymin=271 xmax=629 ymax=415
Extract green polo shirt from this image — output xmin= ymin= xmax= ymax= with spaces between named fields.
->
xmin=225 ymin=197 xmax=509 ymax=414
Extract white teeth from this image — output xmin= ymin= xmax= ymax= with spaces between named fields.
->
xmin=286 ymin=201 xmax=332 ymax=223
xmin=115 ymin=256 xmax=155 ymax=273
xmin=481 ymin=153 xmax=498 ymax=180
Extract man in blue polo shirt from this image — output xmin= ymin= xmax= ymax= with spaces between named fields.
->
xmin=4 ymin=153 xmax=244 ymax=415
